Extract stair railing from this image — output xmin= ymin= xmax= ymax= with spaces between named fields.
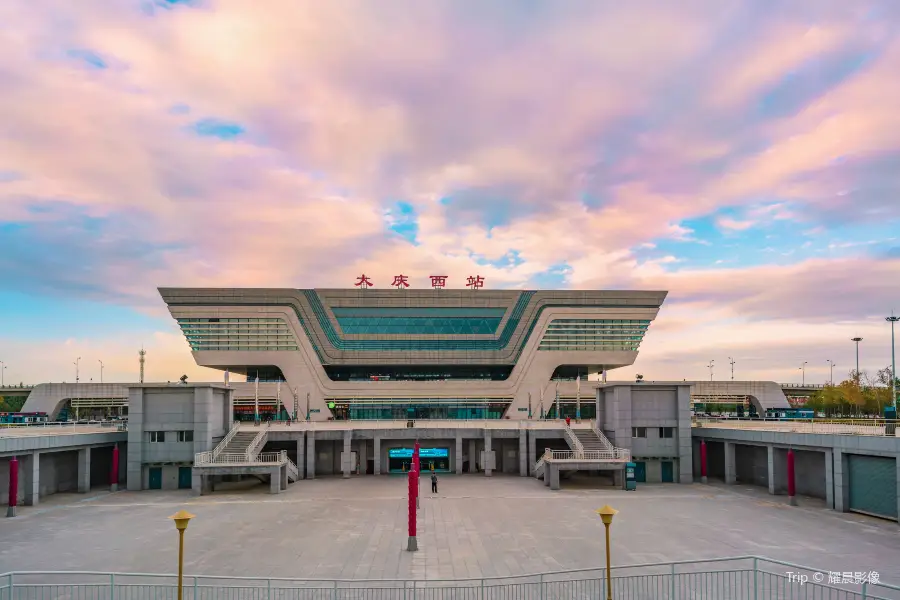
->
xmin=286 ymin=456 xmax=300 ymax=481
xmin=211 ymin=421 xmax=242 ymax=461
xmin=591 ymin=421 xmax=616 ymax=451
xmin=244 ymin=424 xmax=269 ymax=461
xmin=563 ymin=423 xmax=585 ymax=456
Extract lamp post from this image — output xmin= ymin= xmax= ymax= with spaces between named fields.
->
xmin=826 ymin=360 xmax=835 ymax=386
xmin=799 ymin=362 xmax=807 ymax=386
xmin=887 ymin=314 xmax=899 ymax=408
xmin=851 ymin=337 xmax=863 ymax=383
xmin=596 ymin=505 xmax=618 ymax=600
xmin=728 ymin=357 xmax=735 ymax=381
xmin=98 ymin=360 xmax=104 ymax=384
xmin=0 ymin=361 xmax=5 ymax=387
xmin=169 ymin=510 xmax=195 ymax=600
xmin=74 ymin=357 xmax=81 ymax=383
xmin=707 ymin=360 xmax=714 ymax=381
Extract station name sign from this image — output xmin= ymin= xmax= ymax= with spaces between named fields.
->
xmin=354 ymin=274 xmax=485 ymax=290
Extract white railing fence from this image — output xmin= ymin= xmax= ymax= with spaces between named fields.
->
xmin=286 ymin=458 xmax=300 ymax=481
xmin=563 ymin=423 xmax=585 ymax=454
xmin=244 ymin=426 xmax=269 ymax=461
xmin=694 ymin=417 xmax=899 ymax=437
xmin=210 ymin=421 xmax=241 ymax=460
xmin=194 ymin=450 xmax=287 ymax=466
xmin=2 ymin=556 xmax=896 ymax=600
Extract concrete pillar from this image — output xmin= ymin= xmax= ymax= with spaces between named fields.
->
xmin=373 ymin=436 xmax=381 ymax=475
xmin=77 ymin=447 xmax=91 ymax=493
xmin=281 ymin=465 xmax=289 ymax=490
xmin=23 ymin=452 xmax=39 ymax=506
xmin=833 ymin=449 xmax=848 ymax=512
xmin=202 ymin=475 xmax=213 ymax=494
xmin=723 ymin=442 xmax=736 ymax=485
xmin=824 ymin=449 xmax=834 ymax=509
xmin=896 ymin=456 xmax=900 ymax=523
xmin=455 ymin=435 xmax=463 ymax=475
xmin=342 ymin=430 xmax=352 ymax=478
xmin=296 ymin=434 xmax=305 ymax=480
xmin=359 ymin=439 xmax=368 ymax=475
xmin=125 ymin=388 xmax=144 ymax=491
xmin=767 ymin=445 xmax=776 ymax=495
xmin=306 ymin=433 xmax=316 ymax=479
xmin=549 ymin=464 xmax=560 ymax=490
xmin=484 ymin=430 xmax=493 ymax=476
xmin=270 ymin=467 xmax=281 ymax=494
xmin=518 ymin=430 xmax=527 ymax=476
xmin=191 ymin=471 xmax=202 ymax=496
xmin=529 ymin=433 xmax=537 ymax=475
xmin=468 ymin=439 xmax=477 ymax=473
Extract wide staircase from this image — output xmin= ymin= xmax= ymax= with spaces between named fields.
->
xmin=194 ymin=422 xmax=299 ymax=484
xmin=533 ymin=423 xmax=630 ymax=480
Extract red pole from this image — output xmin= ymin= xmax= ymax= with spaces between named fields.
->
xmin=413 ymin=440 xmax=420 ymax=472
xmin=700 ymin=440 xmax=708 ymax=484
xmin=406 ymin=469 xmax=418 ymax=551
xmin=7 ymin=456 xmax=18 ymax=518
xmin=110 ymin=445 xmax=120 ymax=492
xmin=787 ymin=448 xmax=796 ymax=506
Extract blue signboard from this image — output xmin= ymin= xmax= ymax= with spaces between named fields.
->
xmin=388 ymin=447 xmax=449 ymax=459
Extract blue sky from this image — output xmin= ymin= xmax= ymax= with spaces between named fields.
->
xmin=1 ymin=0 xmax=899 ymax=385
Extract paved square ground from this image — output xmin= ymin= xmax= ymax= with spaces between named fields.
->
xmin=1 ymin=475 xmax=898 ymax=583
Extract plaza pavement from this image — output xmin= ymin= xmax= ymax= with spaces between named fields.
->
xmin=0 ymin=475 xmax=898 ymax=583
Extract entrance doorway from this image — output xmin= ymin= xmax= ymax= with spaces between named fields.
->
xmin=148 ymin=467 xmax=162 ymax=489
xmin=661 ymin=461 xmax=674 ymax=483
xmin=178 ymin=467 xmax=192 ymax=489
xmin=388 ymin=448 xmax=451 ymax=473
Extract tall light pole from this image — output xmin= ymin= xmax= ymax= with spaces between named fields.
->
xmin=596 ymin=506 xmax=618 ymax=600
xmin=728 ymin=357 xmax=735 ymax=381
xmin=851 ymin=337 xmax=863 ymax=384
xmin=799 ymin=361 xmax=807 ymax=386
xmin=168 ymin=510 xmax=195 ymax=600
xmin=707 ymin=360 xmax=715 ymax=381
xmin=826 ymin=360 xmax=835 ymax=385
xmin=98 ymin=360 xmax=104 ymax=384
xmin=74 ymin=357 xmax=81 ymax=383
xmin=887 ymin=314 xmax=899 ymax=409
xmin=0 ymin=361 xmax=5 ymax=387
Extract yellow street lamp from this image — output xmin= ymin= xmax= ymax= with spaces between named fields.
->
xmin=595 ymin=505 xmax=618 ymax=600
xmin=169 ymin=510 xmax=195 ymax=600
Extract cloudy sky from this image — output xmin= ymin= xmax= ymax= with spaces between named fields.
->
xmin=1 ymin=0 xmax=899 ymax=387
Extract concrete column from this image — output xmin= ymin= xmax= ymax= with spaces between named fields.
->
xmin=77 ymin=447 xmax=91 ymax=493
xmin=191 ymin=471 xmax=202 ymax=496
xmin=202 ymin=475 xmax=213 ymax=494
xmin=455 ymin=435 xmax=463 ymax=475
xmin=281 ymin=465 xmax=289 ymax=490
xmin=468 ymin=439 xmax=477 ymax=473
xmin=676 ymin=386 xmax=693 ymax=484
xmin=614 ymin=469 xmax=624 ymax=488
xmin=342 ymin=430 xmax=352 ymax=478
xmin=373 ymin=436 xmax=381 ymax=475
xmin=724 ymin=442 xmax=736 ymax=485
xmin=529 ymin=433 xmax=537 ymax=475
xmin=549 ymin=464 xmax=560 ymax=490
xmin=767 ymin=445 xmax=776 ymax=495
xmin=824 ymin=449 xmax=834 ymax=509
xmin=833 ymin=449 xmax=848 ymax=512
xmin=518 ymin=430 xmax=527 ymax=476
xmin=270 ymin=467 xmax=281 ymax=494
xmin=484 ymin=430 xmax=493 ymax=477
xmin=23 ymin=452 xmax=40 ymax=506
xmin=358 ymin=439 xmax=367 ymax=475
xmin=125 ymin=388 xmax=144 ymax=491
xmin=896 ymin=456 xmax=900 ymax=523
xmin=296 ymin=433 xmax=305 ymax=480
xmin=306 ymin=433 xmax=316 ymax=479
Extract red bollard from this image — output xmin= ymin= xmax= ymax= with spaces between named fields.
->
xmin=787 ymin=449 xmax=796 ymax=506
xmin=7 ymin=456 xmax=18 ymax=518
xmin=413 ymin=440 xmax=421 ymax=472
xmin=110 ymin=444 xmax=120 ymax=492
xmin=700 ymin=440 xmax=708 ymax=484
xmin=406 ymin=469 xmax=418 ymax=551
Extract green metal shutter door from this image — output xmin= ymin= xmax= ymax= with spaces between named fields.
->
xmin=848 ymin=455 xmax=897 ymax=520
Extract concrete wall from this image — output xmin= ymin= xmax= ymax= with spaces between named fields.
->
xmin=734 ymin=444 xmax=768 ymax=486
xmin=127 ymin=384 xmax=232 ymax=491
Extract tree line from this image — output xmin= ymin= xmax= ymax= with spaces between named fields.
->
xmin=802 ymin=367 xmax=898 ymax=417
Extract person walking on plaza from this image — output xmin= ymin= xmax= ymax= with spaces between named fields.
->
xmin=431 ymin=472 xmax=438 ymax=494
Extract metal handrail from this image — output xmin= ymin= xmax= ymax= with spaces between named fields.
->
xmin=562 ymin=423 xmax=584 ymax=454
xmin=543 ymin=449 xmax=630 ymax=461
xmin=195 ymin=450 xmax=286 ymax=466
xmin=591 ymin=421 xmax=616 ymax=451
xmin=694 ymin=417 xmax=899 ymax=437
xmin=285 ymin=457 xmax=300 ymax=481
xmin=1 ymin=555 xmax=894 ymax=589
xmin=211 ymin=421 xmax=241 ymax=460
xmin=243 ymin=425 xmax=269 ymax=461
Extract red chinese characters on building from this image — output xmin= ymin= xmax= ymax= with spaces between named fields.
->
xmin=354 ymin=274 xmax=373 ymax=288
xmin=429 ymin=275 xmax=448 ymax=289
xmin=391 ymin=274 xmax=410 ymax=289
xmin=466 ymin=275 xmax=485 ymax=289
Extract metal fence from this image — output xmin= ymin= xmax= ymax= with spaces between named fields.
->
xmin=3 ymin=557 xmax=898 ymax=600
xmin=693 ymin=417 xmax=899 ymax=437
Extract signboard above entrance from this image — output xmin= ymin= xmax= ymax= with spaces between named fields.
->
xmin=389 ymin=448 xmax=449 ymax=459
